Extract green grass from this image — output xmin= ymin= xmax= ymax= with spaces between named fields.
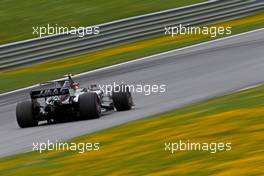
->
xmin=1 ymin=12 xmax=264 ymax=93
xmin=1 ymin=82 xmax=263 ymax=176
xmin=0 ymin=0 xmax=205 ymax=44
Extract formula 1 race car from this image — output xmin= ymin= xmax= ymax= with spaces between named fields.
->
xmin=16 ymin=75 xmax=134 ymax=128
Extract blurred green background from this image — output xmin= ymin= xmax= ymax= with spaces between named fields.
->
xmin=0 ymin=0 xmax=205 ymax=44
xmin=1 ymin=11 xmax=264 ymax=93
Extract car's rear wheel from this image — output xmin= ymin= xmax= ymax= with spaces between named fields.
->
xmin=112 ymin=85 xmax=133 ymax=111
xmin=79 ymin=92 xmax=101 ymax=119
xmin=16 ymin=101 xmax=38 ymax=128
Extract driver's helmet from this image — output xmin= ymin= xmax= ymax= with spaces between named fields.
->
xmin=72 ymin=83 xmax=80 ymax=89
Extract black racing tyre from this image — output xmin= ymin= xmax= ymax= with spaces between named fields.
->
xmin=79 ymin=92 xmax=101 ymax=119
xmin=16 ymin=101 xmax=38 ymax=128
xmin=112 ymin=85 xmax=133 ymax=111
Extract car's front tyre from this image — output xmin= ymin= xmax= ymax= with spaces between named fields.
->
xmin=112 ymin=84 xmax=133 ymax=111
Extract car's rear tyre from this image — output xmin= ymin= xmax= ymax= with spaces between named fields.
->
xmin=79 ymin=92 xmax=101 ymax=119
xmin=112 ymin=85 xmax=133 ymax=111
xmin=16 ymin=101 xmax=38 ymax=128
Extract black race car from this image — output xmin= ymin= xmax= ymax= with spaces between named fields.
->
xmin=16 ymin=75 xmax=134 ymax=128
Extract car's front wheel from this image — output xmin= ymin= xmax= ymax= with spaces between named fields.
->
xmin=112 ymin=85 xmax=133 ymax=111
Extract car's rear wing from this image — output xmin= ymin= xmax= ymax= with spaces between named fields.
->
xmin=30 ymin=88 xmax=69 ymax=99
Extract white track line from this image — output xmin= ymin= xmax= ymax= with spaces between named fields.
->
xmin=1 ymin=28 xmax=263 ymax=97
xmin=233 ymin=84 xmax=263 ymax=93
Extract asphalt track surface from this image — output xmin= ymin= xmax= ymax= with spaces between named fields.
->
xmin=0 ymin=29 xmax=264 ymax=158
